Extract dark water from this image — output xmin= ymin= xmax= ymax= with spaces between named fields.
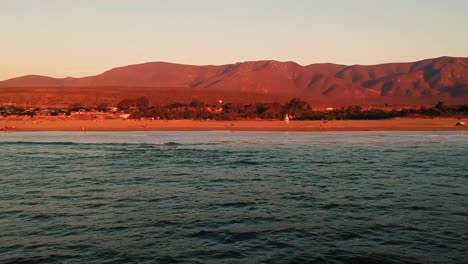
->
xmin=1 ymin=131 xmax=467 ymax=264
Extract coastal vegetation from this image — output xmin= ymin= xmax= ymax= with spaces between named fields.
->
xmin=1 ymin=97 xmax=467 ymax=121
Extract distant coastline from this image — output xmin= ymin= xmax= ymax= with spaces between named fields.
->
xmin=1 ymin=118 xmax=467 ymax=132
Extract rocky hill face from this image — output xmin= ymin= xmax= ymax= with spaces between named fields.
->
xmin=1 ymin=57 xmax=467 ymax=103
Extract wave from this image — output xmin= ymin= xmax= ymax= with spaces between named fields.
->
xmin=0 ymin=141 xmax=82 ymax=146
xmin=0 ymin=141 xmax=198 ymax=147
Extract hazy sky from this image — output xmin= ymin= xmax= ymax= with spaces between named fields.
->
xmin=1 ymin=0 xmax=467 ymax=80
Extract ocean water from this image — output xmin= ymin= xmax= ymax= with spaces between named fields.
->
xmin=0 ymin=131 xmax=467 ymax=264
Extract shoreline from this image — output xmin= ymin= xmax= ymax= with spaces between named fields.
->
xmin=1 ymin=118 xmax=467 ymax=132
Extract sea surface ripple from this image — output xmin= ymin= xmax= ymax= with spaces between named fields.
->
xmin=0 ymin=131 xmax=467 ymax=264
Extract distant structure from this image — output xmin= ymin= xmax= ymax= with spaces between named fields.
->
xmin=208 ymin=99 xmax=223 ymax=112
xmin=119 ymin=114 xmax=131 ymax=119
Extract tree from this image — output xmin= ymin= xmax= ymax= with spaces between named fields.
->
xmin=97 ymin=102 xmax=109 ymax=112
xmin=284 ymin=98 xmax=311 ymax=118
xmin=435 ymin=101 xmax=446 ymax=110
xmin=222 ymin=103 xmax=235 ymax=114
xmin=117 ymin=99 xmax=136 ymax=110
xmin=257 ymin=102 xmax=282 ymax=119
xmin=136 ymin=96 xmax=151 ymax=111
xmin=255 ymin=103 xmax=269 ymax=116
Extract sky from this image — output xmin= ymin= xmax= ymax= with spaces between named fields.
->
xmin=1 ymin=0 xmax=467 ymax=80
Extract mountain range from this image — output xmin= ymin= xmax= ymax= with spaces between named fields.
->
xmin=1 ymin=56 xmax=468 ymax=105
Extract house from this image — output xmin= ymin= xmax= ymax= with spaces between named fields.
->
xmin=107 ymin=106 xmax=118 ymax=113
xmin=207 ymin=106 xmax=223 ymax=113
xmin=313 ymin=107 xmax=335 ymax=111
xmin=120 ymin=113 xmax=131 ymax=119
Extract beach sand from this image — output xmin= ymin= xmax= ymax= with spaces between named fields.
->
xmin=0 ymin=117 xmax=467 ymax=131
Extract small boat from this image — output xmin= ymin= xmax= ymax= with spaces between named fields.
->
xmin=456 ymin=121 xmax=466 ymax=126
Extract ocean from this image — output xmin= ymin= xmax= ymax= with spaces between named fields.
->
xmin=1 ymin=131 xmax=467 ymax=264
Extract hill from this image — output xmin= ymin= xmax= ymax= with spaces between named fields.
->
xmin=1 ymin=57 xmax=467 ymax=106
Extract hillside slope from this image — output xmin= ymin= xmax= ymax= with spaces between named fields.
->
xmin=1 ymin=57 xmax=468 ymax=104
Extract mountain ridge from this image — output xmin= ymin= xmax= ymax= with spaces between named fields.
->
xmin=1 ymin=56 xmax=468 ymax=102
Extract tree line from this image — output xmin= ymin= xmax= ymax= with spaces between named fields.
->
xmin=105 ymin=97 xmax=468 ymax=120
xmin=1 ymin=97 xmax=467 ymax=120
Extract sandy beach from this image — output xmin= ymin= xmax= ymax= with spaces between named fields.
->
xmin=0 ymin=117 xmax=467 ymax=132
